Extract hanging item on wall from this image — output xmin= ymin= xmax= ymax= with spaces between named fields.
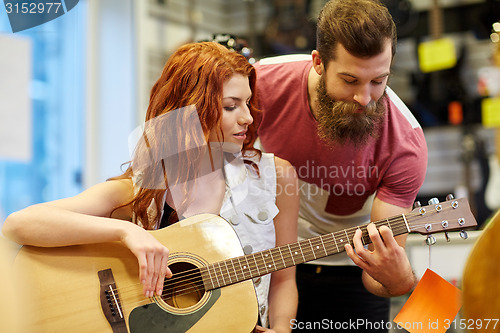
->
xmin=412 ymin=0 xmax=469 ymax=127
xmin=417 ymin=0 xmax=457 ymax=73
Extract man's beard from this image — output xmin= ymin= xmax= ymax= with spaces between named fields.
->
xmin=315 ymin=76 xmax=386 ymax=147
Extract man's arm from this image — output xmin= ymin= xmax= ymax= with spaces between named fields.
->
xmin=345 ymin=196 xmax=416 ymax=297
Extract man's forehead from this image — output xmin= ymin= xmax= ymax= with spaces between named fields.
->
xmin=326 ymin=45 xmax=392 ymax=78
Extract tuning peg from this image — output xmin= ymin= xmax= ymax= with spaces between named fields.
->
xmin=427 ymin=197 xmax=442 ymax=212
xmin=460 ymin=230 xmax=468 ymax=240
xmin=426 ymin=235 xmax=437 ymax=246
xmin=444 ymin=231 xmax=450 ymax=242
xmin=413 ymin=201 xmax=421 ymax=209
xmin=428 ymin=197 xmax=439 ymax=205
xmin=446 ymin=194 xmax=455 ymax=201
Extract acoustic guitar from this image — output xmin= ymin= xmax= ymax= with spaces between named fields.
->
xmin=12 ymin=197 xmax=477 ymax=332
xmin=462 ymin=209 xmax=500 ymax=332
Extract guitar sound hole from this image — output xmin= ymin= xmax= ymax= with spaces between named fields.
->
xmin=162 ymin=261 xmax=205 ymax=309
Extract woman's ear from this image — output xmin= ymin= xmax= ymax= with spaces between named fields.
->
xmin=311 ymin=50 xmax=324 ymax=76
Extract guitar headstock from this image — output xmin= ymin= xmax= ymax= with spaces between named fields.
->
xmin=407 ymin=195 xmax=477 ymax=241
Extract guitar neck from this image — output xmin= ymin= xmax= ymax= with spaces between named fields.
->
xmin=201 ymin=214 xmax=411 ymax=290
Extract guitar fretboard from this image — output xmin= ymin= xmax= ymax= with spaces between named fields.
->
xmin=200 ymin=215 xmax=410 ymax=290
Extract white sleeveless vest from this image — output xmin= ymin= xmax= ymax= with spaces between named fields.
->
xmin=219 ymin=151 xmax=278 ymax=328
xmin=133 ymin=151 xmax=279 ymax=327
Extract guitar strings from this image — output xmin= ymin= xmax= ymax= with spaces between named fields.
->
xmin=112 ymin=206 xmax=454 ymax=300
xmin=112 ymin=212 xmax=408 ymax=296
xmin=113 ymin=223 xmax=441 ymax=304
xmin=156 ymin=220 xmax=452 ymax=301
xmin=161 ymin=205 xmax=449 ymax=289
xmin=163 ymin=204 xmax=464 ymax=298
xmin=112 ymin=221 xmax=438 ymax=309
xmin=158 ymin=215 xmax=418 ymax=292
xmin=159 ymin=210 xmax=415 ymax=288
xmin=112 ymin=216 xmax=424 ymax=310
xmin=110 ymin=205 xmax=462 ymax=304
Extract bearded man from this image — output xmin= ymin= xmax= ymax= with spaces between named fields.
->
xmin=254 ymin=0 xmax=428 ymax=332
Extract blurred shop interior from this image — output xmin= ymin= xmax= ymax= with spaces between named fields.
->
xmin=1 ymin=0 xmax=500 ymax=330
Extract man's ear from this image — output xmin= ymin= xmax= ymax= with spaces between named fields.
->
xmin=311 ymin=50 xmax=324 ymax=76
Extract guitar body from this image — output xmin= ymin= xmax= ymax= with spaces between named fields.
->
xmin=13 ymin=214 xmax=258 ymax=333
xmin=462 ymin=210 xmax=500 ymax=331
xmin=11 ymin=198 xmax=477 ymax=332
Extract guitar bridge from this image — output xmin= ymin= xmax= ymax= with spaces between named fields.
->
xmin=98 ymin=269 xmax=127 ymax=332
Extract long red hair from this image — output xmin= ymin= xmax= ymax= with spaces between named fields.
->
xmin=111 ymin=42 xmax=260 ymax=229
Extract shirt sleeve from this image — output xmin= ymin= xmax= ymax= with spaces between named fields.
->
xmin=376 ymin=127 xmax=428 ymax=208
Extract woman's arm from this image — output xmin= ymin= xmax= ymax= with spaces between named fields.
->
xmin=2 ymin=179 xmax=171 ymax=297
xmin=3 ymin=179 xmax=136 ymax=246
xmin=267 ymin=157 xmax=299 ymax=333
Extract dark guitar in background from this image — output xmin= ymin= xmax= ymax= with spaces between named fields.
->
xmin=383 ymin=0 xmax=500 ymax=228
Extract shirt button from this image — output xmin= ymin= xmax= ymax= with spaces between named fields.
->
xmin=260 ymin=305 xmax=266 ymax=316
xmin=254 ymin=277 xmax=261 ymax=286
xmin=229 ymin=215 xmax=239 ymax=225
xmin=257 ymin=210 xmax=268 ymax=221
xmin=243 ymin=245 xmax=253 ymax=255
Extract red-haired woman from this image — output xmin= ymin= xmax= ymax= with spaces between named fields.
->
xmin=3 ymin=42 xmax=299 ymax=332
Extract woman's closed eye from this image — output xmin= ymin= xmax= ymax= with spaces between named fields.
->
xmin=224 ymin=105 xmax=237 ymax=111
